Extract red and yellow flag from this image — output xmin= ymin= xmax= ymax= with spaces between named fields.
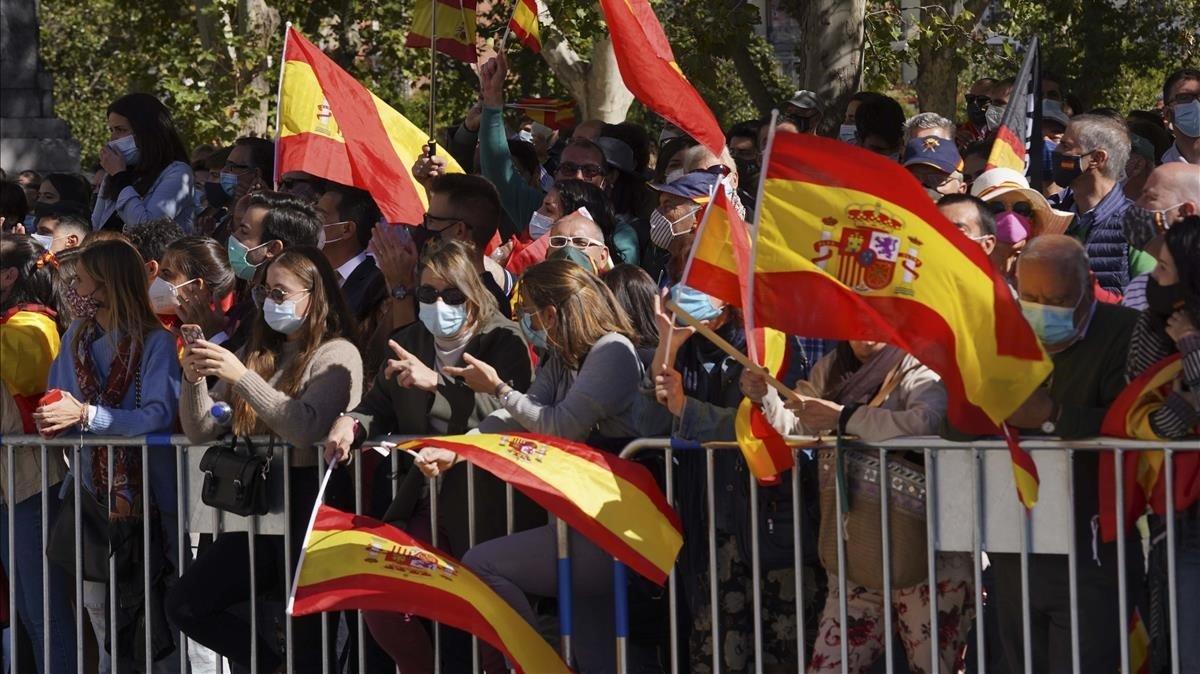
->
xmin=597 ymin=0 xmax=726 ymax=157
xmin=510 ymin=98 xmax=576 ymax=130
xmin=0 ymin=305 xmax=60 ymax=432
xmin=289 ymin=505 xmax=569 ymax=674
xmin=277 ymin=28 xmax=464 ymax=224
xmin=1002 ymin=424 xmax=1040 ymax=510
xmin=734 ymin=328 xmax=795 ymax=483
xmin=686 ymin=131 xmax=1053 ymax=434
xmin=1129 ymin=607 xmax=1151 ymax=674
xmin=406 ymin=0 xmax=478 ymax=63
xmin=1099 ymin=353 xmax=1200 ymax=541
xmin=400 ymin=433 xmax=682 ymax=584
xmin=508 ymin=0 xmax=541 ymax=53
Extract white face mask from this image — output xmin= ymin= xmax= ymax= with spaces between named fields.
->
xmin=528 ymin=211 xmax=554 ymax=239
xmin=109 ymin=134 xmax=140 ymax=166
xmin=649 ymin=207 xmax=698 ymax=250
xmin=418 ymin=299 xmax=468 ymax=339
xmin=30 ymin=232 xmax=57 ymax=250
xmin=318 ymin=221 xmax=350 ymax=249
xmin=148 ymin=277 xmax=200 ymax=315
xmin=263 ymin=297 xmax=306 ymax=335
xmin=839 ymin=123 xmax=858 ymax=144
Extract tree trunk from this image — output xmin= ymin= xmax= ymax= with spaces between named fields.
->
xmin=536 ymin=0 xmax=633 ymax=123
xmin=800 ymin=0 xmax=866 ymax=136
xmin=237 ymin=0 xmax=281 ymax=136
xmin=729 ymin=40 xmax=777 ymax=116
xmin=915 ymin=2 xmax=958 ymax=119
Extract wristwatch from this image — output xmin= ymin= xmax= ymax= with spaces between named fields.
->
xmin=1040 ymin=402 xmax=1062 ymax=435
xmin=390 ymin=284 xmax=412 ymax=300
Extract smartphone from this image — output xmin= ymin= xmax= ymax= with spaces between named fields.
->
xmin=180 ymin=324 xmax=205 ymax=345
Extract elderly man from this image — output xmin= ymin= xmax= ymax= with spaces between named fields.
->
xmin=991 ymin=234 xmax=1141 ymax=674
xmin=1120 ymin=162 xmax=1200 ymax=310
xmin=545 ymin=209 xmax=612 ymax=274
xmin=903 ymin=136 xmax=966 ymax=201
xmin=1050 ymin=114 xmax=1152 ymax=293
xmin=904 ymin=112 xmax=956 ymax=142
xmin=1162 ymin=67 xmax=1200 ymax=164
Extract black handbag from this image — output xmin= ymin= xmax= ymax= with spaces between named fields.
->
xmin=198 ymin=435 xmax=274 ymax=517
xmin=46 ymin=481 xmax=111 ymax=582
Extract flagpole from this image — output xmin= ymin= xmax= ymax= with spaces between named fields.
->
xmin=744 ymin=109 xmax=779 ymax=366
xmin=272 ymin=21 xmax=293 ymax=188
xmin=286 ymin=466 xmax=334 ymax=615
xmin=428 ymin=0 xmax=439 ymax=154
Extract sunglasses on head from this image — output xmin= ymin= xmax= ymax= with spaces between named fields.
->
xmin=556 ymin=162 xmax=605 ymax=179
xmin=415 ymin=285 xmax=468 ymax=305
xmin=988 ymin=200 xmax=1034 ymax=218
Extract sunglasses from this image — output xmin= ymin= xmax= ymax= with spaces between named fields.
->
xmin=548 ymin=235 xmax=604 ymax=250
xmin=415 ymin=285 xmax=468 ymax=305
xmin=988 ymin=200 xmax=1034 ymax=218
xmin=253 ymin=285 xmax=311 ymax=305
xmin=965 ymin=95 xmax=991 ymax=108
xmin=421 ymin=213 xmax=461 ymax=233
xmin=556 ymin=162 xmax=605 ymax=179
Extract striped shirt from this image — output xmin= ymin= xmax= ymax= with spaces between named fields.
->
xmin=1122 ymin=273 xmax=1150 ymax=312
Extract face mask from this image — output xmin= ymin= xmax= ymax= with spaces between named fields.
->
xmin=734 ymin=158 xmax=760 ymax=184
xmin=109 ymin=134 xmax=140 ymax=166
xmin=1171 ymin=99 xmax=1200 ymax=138
xmin=986 ymin=104 xmax=1006 ymax=132
xmin=66 ymin=285 xmax=101 ymax=321
xmin=528 ymin=211 xmax=554 ymax=239
xmin=838 ymin=123 xmax=858 ymax=144
xmin=967 ymin=101 xmax=988 ymax=128
xmin=1019 ymin=290 xmax=1087 ymax=347
xmin=670 ymin=283 xmax=721 ymax=323
xmin=1145 ymin=276 xmax=1186 ymax=320
xmin=317 ymin=222 xmax=348 ymax=250
xmin=219 ymin=170 xmax=239 ymax=197
xmin=204 ymin=181 xmax=231 ymax=209
xmin=30 ymin=232 xmax=55 ymax=250
xmin=1051 ymin=150 xmax=1089 ymax=187
xmin=650 ymin=208 xmax=696 ymax=250
xmin=994 ymin=211 xmax=1032 ymax=244
xmin=665 ymin=169 xmax=687 ymax=185
xmin=519 ymin=310 xmax=549 ymax=350
xmin=419 ymin=299 xmax=468 ymax=338
xmin=517 ymin=130 xmax=534 ymax=143
xmin=227 ymin=236 xmax=269 ymax=281
xmin=1120 ymin=203 xmax=1182 ymax=241
xmin=192 ymin=188 xmax=206 ymax=212
xmin=262 ymin=298 xmax=305 ymax=335
xmin=148 ymin=277 xmax=179 ymax=314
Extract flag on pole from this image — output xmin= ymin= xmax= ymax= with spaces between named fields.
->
xmin=406 ymin=0 xmax=478 ymax=63
xmin=399 ymin=433 xmax=682 ymax=584
xmin=277 ymin=27 xmax=464 ymax=224
xmin=508 ymin=0 xmax=541 ymax=53
xmin=288 ymin=504 xmax=570 ymax=674
xmin=985 ymin=37 xmax=1044 ymax=190
xmin=734 ymin=328 xmax=795 ymax=483
xmin=597 ymin=0 xmax=726 ymax=157
xmin=508 ymin=98 xmax=576 ymax=130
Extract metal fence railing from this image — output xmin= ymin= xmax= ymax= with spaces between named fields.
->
xmin=0 ymin=434 xmax=1193 ymax=674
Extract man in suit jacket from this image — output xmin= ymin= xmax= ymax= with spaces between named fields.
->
xmin=316 ymin=183 xmax=388 ymax=330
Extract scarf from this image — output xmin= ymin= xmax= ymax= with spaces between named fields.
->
xmin=824 ymin=344 xmax=907 ymax=406
xmin=75 ymin=321 xmax=143 ymax=520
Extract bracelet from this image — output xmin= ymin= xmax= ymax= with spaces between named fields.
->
xmin=494 ymin=380 xmax=509 ymax=397
xmin=501 ymin=388 xmax=518 ymax=407
xmin=79 ymin=403 xmax=90 ymax=431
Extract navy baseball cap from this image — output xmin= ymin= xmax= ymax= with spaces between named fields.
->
xmin=902 ymin=136 xmax=963 ymax=174
xmin=649 ymin=170 xmax=719 ymax=203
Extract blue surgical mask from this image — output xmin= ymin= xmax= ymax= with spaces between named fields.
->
xmin=192 ymin=187 xmax=206 ymax=212
xmin=109 ymin=134 xmax=140 ymax=166
xmin=419 ymin=299 xmax=468 ymax=338
xmin=1172 ymin=99 xmax=1200 ymax=138
xmin=519 ymin=310 xmax=548 ymax=350
xmin=227 ymin=236 xmax=268 ymax=281
xmin=262 ymin=297 xmax=305 ymax=335
xmin=670 ymin=283 xmax=721 ymax=324
xmin=1019 ymin=290 xmax=1087 ymax=347
xmin=219 ymin=170 xmax=238 ymax=197
xmin=838 ymin=123 xmax=858 ymax=144
xmin=528 ymin=211 xmax=554 ymax=239
xmin=518 ymin=130 xmax=534 ymax=143
xmin=30 ymin=232 xmax=54 ymax=250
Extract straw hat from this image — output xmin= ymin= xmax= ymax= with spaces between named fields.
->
xmin=970 ymin=167 xmax=1073 ymax=238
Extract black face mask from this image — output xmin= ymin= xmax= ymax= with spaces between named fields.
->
xmin=734 ymin=158 xmax=760 ymax=185
xmin=204 ymin=181 xmax=232 ymax=210
xmin=967 ymin=101 xmax=988 ymax=127
xmin=1051 ymin=150 xmax=1090 ymax=187
xmin=1145 ymin=276 xmax=1187 ymax=320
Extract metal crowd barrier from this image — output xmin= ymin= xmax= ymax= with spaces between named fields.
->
xmin=0 ymin=434 xmax=1194 ymax=674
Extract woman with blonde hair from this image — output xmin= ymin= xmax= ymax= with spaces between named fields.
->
xmin=168 ymin=246 xmax=362 ymax=674
xmin=415 ymin=258 xmax=646 ymax=673
xmin=324 ymin=239 xmax=537 ymax=671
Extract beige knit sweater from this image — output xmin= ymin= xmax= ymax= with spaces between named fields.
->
xmin=180 ymin=338 xmax=363 ymax=466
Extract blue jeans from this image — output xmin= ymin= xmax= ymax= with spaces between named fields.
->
xmin=0 ymin=485 xmax=79 ymax=674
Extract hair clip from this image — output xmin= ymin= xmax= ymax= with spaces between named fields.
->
xmin=35 ymin=250 xmax=59 ymax=270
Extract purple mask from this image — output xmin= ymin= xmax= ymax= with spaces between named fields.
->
xmin=994 ymin=211 xmax=1031 ymax=244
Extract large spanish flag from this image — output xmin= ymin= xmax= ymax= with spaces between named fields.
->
xmin=289 ymin=505 xmax=569 ymax=674
xmin=0 ymin=305 xmax=60 ymax=432
xmin=508 ymin=0 xmax=541 ymax=53
xmin=734 ymin=328 xmax=795 ymax=483
xmin=400 ymin=433 xmax=682 ymax=584
xmin=406 ymin=0 xmax=478 ymax=63
xmin=277 ymin=27 xmax=464 ymax=224
xmin=686 ymin=130 xmax=1053 ymax=434
xmin=598 ymin=0 xmax=726 ymax=157
xmin=1098 ymin=353 xmax=1200 ymax=541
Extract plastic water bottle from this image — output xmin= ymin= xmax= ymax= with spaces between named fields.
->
xmin=211 ymin=402 xmax=233 ymax=427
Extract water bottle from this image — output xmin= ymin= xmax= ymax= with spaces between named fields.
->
xmin=211 ymin=401 xmax=233 ymax=427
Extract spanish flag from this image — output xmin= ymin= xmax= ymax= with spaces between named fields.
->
xmin=289 ymin=505 xmax=570 ymax=674
xmin=406 ymin=0 xmax=478 ymax=63
xmin=734 ymin=328 xmax=795 ymax=483
xmin=598 ymin=0 xmax=726 ymax=157
xmin=277 ymin=27 xmax=464 ymax=224
xmin=0 ymin=305 xmax=60 ymax=432
xmin=686 ymin=130 xmax=1053 ymax=435
xmin=985 ymin=37 xmax=1043 ymax=190
xmin=1099 ymin=353 xmax=1200 ymax=541
xmin=400 ymin=433 xmax=683 ymax=584
xmin=1002 ymin=424 xmax=1040 ymax=510
xmin=1129 ymin=607 xmax=1151 ymax=674
xmin=508 ymin=0 xmax=541 ymax=53
xmin=509 ymin=98 xmax=576 ymax=130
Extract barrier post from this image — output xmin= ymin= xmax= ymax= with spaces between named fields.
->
xmin=430 ymin=472 xmax=441 ymax=673
xmin=792 ymin=448 xmax=806 ymax=672
xmin=467 ymin=463 xmax=479 ymax=674
xmin=880 ymin=447 xmax=895 ymax=674
xmin=1067 ymin=450 xmax=1081 ymax=674
xmin=74 ymin=444 xmax=84 ymax=674
xmin=705 ymin=447 xmax=720 ymax=671
xmin=557 ymin=517 xmax=574 ymax=664
xmin=283 ymin=447 xmax=294 ymax=674
xmin=1114 ymin=447 xmax=1130 ymax=673
xmin=666 ymin=446 xmax=680 ymax=674
xmin=1164 ymin=448 xmax=1180 ymax=673
xmin=749 ymin=471 xmax=764 ymax=674
xmin=924 ymin=447 xmax=940 ymax=674
xmin=971 ymin=447 xmax=985 ymax=673
xmin=613 ymin=560 xmax=629 ymax=674
xmin=7 ymin=444 xmax=17 ymax=674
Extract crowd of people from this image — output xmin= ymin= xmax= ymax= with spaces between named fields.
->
xmin=0 ymin=56 xmax=1198 ymax=674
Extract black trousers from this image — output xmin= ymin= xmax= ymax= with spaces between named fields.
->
xmin=990 ymin=541 xmax=1143 ymax=674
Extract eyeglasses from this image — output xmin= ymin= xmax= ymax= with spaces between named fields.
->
xmin=415 ymin=285 xmax=468 ymax=305
xmin=421 ymin=213 xmax=462 ymax=233
xmin=988 ymin=200 xmax=1034 ymax=218
xmin=915 ymin=172 xmax=957 ymax=189
xmin=965 ymin=95 xmax=991 ymax=108
xmin=548 ymin=235 xmax=604 ymax=250
xmin=222 ymin=161 xmax=253 ymax=174
xmin=1170 ymin=92 xmax=1199 ymax=106
xmin=253 ymin=285 xmax=311 ymax=305
xmin=556 ymin=162 xmax=605 ymax=179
